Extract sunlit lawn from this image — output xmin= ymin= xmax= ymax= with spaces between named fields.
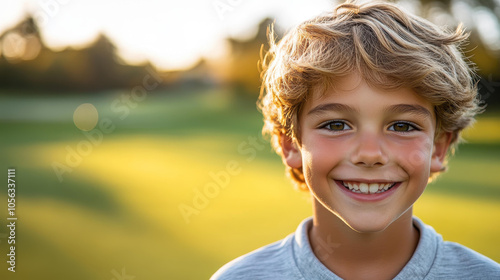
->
xmin=0 ymin=89 xmax=499 ymax=279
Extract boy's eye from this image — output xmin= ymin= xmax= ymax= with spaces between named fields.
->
xmin=321 ymin=121 xmax=351 ymax=131
xmin=389 ymin=122 xmax=418 ymax=132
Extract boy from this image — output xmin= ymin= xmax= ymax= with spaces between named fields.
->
xmin=212 ymin=1 xmax=500 ymax=279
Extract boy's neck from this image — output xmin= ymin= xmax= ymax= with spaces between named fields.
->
xmin=309 ymin=200 xmax=420 ymax=280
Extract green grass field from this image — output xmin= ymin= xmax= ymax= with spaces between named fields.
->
xmin=0 ymin=88 xmax=499 ymax=279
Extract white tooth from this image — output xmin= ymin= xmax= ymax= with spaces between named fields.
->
xmin=359 ymin=183 xmax=369 ymax=193
xmin=369 ymin=183 xmax=379 ymax=193
xmin=347 ymin=182 xmax=354 ymax=190
xmin=384 ymin=184 xmax=390 ymax=190
xmin=354 ymin=183 xmax=359 ymax=190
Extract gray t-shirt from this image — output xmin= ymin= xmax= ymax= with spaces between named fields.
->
xmin=211 ymin=217 xmax=500 ymax=279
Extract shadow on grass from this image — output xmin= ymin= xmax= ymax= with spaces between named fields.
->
xmin=454 ymin=142 xmax=500 ymax=158
xmin=2 ymin=194 xmax=225 ymax=280
xmin=7 ymin=167 xmax=124 ymax=218
xmin=427 ymin=180 xmax=500 ymax=200
xmin=427 ymin=142 xmax=500 ymax=200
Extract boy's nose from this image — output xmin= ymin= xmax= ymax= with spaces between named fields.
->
xmin=350 ymin=132 xmax=388 ymax=167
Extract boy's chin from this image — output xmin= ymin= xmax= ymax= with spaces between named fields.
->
xmin=315 ymin=197 xmax=414 ymax=234
xmin=333 ymin=211 xmax=407 ymax=234
xmin=344 ymin=219 xmax=394 ymax=234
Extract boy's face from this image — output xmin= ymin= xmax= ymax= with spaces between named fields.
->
xmin=281 ymin=73 xmax=451 ymax=233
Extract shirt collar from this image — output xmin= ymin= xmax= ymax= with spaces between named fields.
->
xmin=291 ymin=216 xmax=440 ymax=280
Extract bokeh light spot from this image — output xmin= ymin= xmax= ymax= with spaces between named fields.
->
xmin=2 ymin=32 xmax=26 ymax=61
xmin=73 ymin=103 xmax=98 ymax=131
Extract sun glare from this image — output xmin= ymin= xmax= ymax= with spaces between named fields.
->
xmin=0 ymin=0 xmax=334 ymax=70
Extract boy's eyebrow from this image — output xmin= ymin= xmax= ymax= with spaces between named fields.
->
xmin=385 ymin=104 xmax=432 ymax=118
xmin=307 ymin=103 xmax=358 ymax=116
xmin=306 ymin=103 xmax=432 ymax=118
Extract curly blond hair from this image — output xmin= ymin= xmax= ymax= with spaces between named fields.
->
xmin=259 ymin=1 xmax=483 ymax=190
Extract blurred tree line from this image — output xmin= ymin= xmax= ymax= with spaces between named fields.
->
xmin=0 ymin=17 xmax=152 ymax=91
xmin=0 ymin=0 xmax=499 ymax=107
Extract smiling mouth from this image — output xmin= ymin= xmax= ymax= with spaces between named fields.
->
xmin=340 ymin=181 xmax=397 ymax=194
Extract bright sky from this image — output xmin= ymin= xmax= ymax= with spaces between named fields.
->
xmin=0 ymin=0 xmax=499 ymax=70
xmin=0 ymin=0 xmax=336 ymax=70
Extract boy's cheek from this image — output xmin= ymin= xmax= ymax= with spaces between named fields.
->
xmin=392 ymin=141 xmax=433 ymax=178
xmin=303 ymin=135 xmax=434 ymax=175
xmin=303 ymin=138 xmax=346 ymax=160
xmin=302 ymin=140 xmax=347 ymax=177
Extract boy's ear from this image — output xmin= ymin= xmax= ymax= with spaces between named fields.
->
xmin=430 ymin=132 xmax=453 ymax=173
xmin=279 ymin=134 xmax=302 ymax=169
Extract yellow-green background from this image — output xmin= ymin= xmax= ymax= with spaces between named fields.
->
xmin=0 ymin=88 xmax=499 ymax=279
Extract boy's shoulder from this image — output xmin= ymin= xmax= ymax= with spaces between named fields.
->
xmin=210 ymin=217 xmax=330 ymax=280
xmin=211 ymin=217 xmax=500 ymax=280
xmin=409 ymin=217 xmax=500 ymax=279
xmin=209 ymin=232 xmax=298 ymax=280
xmin=210 ymin=237 xmax=296 ymax=280
xmin=432 ymin=239 xmax=500 ymax=279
